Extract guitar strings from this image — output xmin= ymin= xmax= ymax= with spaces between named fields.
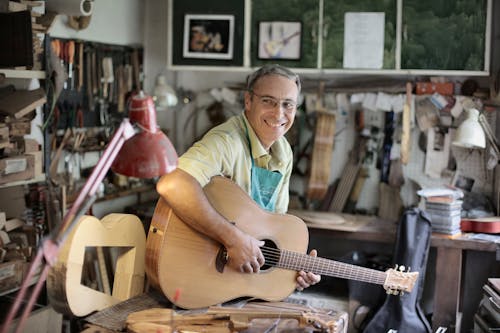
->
xmin=259 ymin=246 xmax=281 ymax=265
xmin=259 ymin=246 xmax=387 ymax=285
xmin=167 ymin=234 xmax=391 ymax=287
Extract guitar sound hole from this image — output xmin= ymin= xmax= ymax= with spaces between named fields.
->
xmin=80 ymin=246 xmax=131 ymax=293
xmin=215 ymin=239 xmax=280 ymax=273
xmin=261 ymin=239 xmax=279 ymax=271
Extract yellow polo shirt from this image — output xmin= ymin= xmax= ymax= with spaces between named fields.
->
xmin=178 ymin=112 xmax=293 ymax=213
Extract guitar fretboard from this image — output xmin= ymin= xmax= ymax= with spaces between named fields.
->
xmin=272 ymin=249 xmax=387 ymax=285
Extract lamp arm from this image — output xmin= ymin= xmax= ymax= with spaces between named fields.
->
xmin=479 ymin=113 xmax=500 ymax=157
xmin=1 ymin=118 xmax=135 ymax=333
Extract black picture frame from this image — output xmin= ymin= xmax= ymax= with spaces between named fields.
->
xmin=257 ymin=21 xmax=302 ymax=60
xmin=182 ymin=14 xmax=235 ymax=60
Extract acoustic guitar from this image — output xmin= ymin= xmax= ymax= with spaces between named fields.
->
xmin=145 ymin=176 xmax=418 ymax=309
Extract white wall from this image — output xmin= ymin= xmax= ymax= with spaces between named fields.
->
xmin=49 ymin=0 xmax=144 ymax=46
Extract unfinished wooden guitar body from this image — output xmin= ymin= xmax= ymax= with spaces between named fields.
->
xmin=47 ymin=214 xmax=146 ymax=317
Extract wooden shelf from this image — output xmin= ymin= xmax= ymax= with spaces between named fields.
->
xmin=0 ymin=174 xmax=46 ymax=189
xmin=0 ymin=69 xmax=46 ymax=80
xmin=0 ymin=262 xmax=41 ymax=297
xmin=66 ymin=184 xmax=156 ymax=205
xmin=94 ymin=184 xmax=156 ymax=203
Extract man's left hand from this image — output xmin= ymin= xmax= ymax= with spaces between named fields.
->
xmin=296 ymin=249 xmax=321 ymax=291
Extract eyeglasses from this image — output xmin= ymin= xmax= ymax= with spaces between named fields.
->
xmin=251 ymin=91 xmax=298 ymax=112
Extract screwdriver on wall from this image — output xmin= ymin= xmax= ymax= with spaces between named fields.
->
xmin=50 ymin=39 xmax=60 ymax=61
xmin=78 ymin=42 xmax=84 ymax=91
xmin=67 ymin=40 xmax=75 ymax=90
xmin=59 ymin=40 xmax=67 ymax=89
xmin=51 ymin=39 xmax=67 ymax=89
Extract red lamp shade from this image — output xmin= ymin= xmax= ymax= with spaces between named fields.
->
xmin=111 ymin=92 xmax=178 ymax=178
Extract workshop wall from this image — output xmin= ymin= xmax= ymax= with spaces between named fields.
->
xmin=49 ymin=0 xmax=145 ymax=46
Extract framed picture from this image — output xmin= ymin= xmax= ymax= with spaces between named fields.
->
xmin=182 ymin=14 xmax=234 ymax=60
xmin=258 ymin=21 xmax=302 ymax=60
xmin=452 ymin=172 xmax=475 ymax=192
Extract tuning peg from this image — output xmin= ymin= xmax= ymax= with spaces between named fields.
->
xmin=399 ymin=265 xmax=406 ymax=272
xmin=386 ymin=289 xmax=398 ymax=295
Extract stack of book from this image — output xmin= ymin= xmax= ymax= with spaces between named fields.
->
xmin=417 ymin=187 xmax=464 ymax=236
xmin=425 ymin=199 xmax=462 ymax=235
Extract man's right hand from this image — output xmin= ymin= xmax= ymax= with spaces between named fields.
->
xmin=225 ymin=227 xmax=265 ymax=273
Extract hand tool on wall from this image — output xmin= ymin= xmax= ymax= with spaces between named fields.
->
xmin=78 ymin=42 xmax=84 ymax=91
xmin=101 ymin=57 xmax=114 ymax=100
xmin=51 ymin=105 xmax=61 ymax=148
xmin=116 ymin=65 xmax=126 ymax=113
xmin=125 ymin=64 xmax=133 ymax=92
xmin=96 ymin=51 xmax=102 ymax=97
xmin=51 ymin=39 xmax=68 ymax=90
xmin=66 ymin=40 xmax=75 ymax=90
xmin=50 ymin=39 xmax=60 ymax=63
xmin=401 ymin=82 xmax=412 ymax=164
xmin=91 ymin=49 xmax=98 ymax=95
xmin=85 ymin=50 xmax=95 ymax=111
xmin=131 ymin=49 xmax=141 ymax=90
xmin=59 ymin=40 xmax=67 ymax=89
xmin=75 ymin=104 xmax=84 ymax=128
xmin=49 ymin=39 xmax=67 ymax=96
xmin=49 ymin=129 xmax=71 ymax=185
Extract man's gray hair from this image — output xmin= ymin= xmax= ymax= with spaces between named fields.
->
xmin=246 ymin=64 xmax=301 ymax=93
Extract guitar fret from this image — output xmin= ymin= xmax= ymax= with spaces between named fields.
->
xmin=278 ymin=249 xmax=387 ymax=285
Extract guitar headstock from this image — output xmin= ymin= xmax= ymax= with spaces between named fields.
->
xmin=383 ymin=266 xmax=419 ymax=295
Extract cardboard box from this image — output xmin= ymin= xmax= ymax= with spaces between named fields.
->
xmin=27 ymin=150 xmax=43 ymax=177
xmin=13 ymin=137 xmax=40 ymax=153
xmin=7 ymin=119 xmax=31 ymax=136
xmin=0 ymin=125 xmax=9 ymax=149
xmin=0 ymin=186 xmax=26 ymax=218
xmin=0 ymin=154 xmax=35 ymax=184
xmin=0 ymin=125 xmax=8 ymax=140
xmin=0 ymin=211 xmax=6 ymax=229
xmin=0 ymin=259 xmax=24 ymax=294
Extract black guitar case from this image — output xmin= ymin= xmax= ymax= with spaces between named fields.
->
xmin=363 ymin=207 xmax=432 ymax=333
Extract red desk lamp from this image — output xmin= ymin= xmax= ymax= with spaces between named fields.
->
xmin=1 ymin=92 xmax=177 ymax=333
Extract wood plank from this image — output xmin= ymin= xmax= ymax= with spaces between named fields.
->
xmin=0 ymin=88 xmax=46 ymax=119
xmin=8 ymin=1 xmax=27 ymax=11
xmin=432 ymin=246 xmax=462 ymax=332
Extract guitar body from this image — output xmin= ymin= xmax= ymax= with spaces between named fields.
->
xmin=461 ymin=217 xmax=500 ymax=233
xmin=146 ymin=176 xmax=309 ymax=309
xmin=47 ymin=214 xmax=146 ymax=317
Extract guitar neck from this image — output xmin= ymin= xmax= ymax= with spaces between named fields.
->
xmin=276 ymin=249 xmax=387 ymax=286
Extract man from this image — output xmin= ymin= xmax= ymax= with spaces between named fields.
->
xmin=157 ymin=64 xmax=320 ymax=291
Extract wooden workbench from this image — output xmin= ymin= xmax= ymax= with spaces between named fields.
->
xmin=291 ymin=210 xmax=499 ymax=333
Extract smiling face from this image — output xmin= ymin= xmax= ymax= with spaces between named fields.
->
xmin=244 ymin=74 xmax=299 ymax=150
